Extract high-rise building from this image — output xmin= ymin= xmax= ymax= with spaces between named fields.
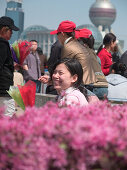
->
xmin=5 ymin=0 xmax=24 ymax=44
xmin=89 ymin=0 xmax=124 ymax=53
xmin=89 ymin=0 xmax=116 ymax=33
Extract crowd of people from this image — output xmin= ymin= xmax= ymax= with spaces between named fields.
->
xmin=0 ymin=16 xmax=127 ymax=108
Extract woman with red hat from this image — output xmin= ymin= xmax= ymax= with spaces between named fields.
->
xmin=75 ymin=28 xmax=94 ymax=48
xmin=75 ymin=28 xmax=101 ymax=65
xmin=75 ymin=28 xmax=108 ymax=99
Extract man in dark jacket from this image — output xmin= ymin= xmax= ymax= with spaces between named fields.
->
xmin=0 ymin=16 xmax=19 ymax=96
xmin=47 ymin=40 xmax=62 ymax=71
xmin=45 ymin=40 xmax=62 ymax=95
xmin=120 ymin=50 xmax=127 ymax=78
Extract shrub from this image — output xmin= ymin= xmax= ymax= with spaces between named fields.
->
xmin=0 ymin=101 xmax=127 ymax=169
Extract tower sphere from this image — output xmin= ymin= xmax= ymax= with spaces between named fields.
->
xmin=89 ymin=0 xmax=116 ymax=27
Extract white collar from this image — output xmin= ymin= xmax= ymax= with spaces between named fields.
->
xmin=60 ymin=87 xmax=76 ymax=96
xmin=64 ymin=37 xmax=72 ymax=45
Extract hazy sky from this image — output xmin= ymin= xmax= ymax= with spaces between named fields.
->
xmin=0 ymin=0 xmax=127 ymax=51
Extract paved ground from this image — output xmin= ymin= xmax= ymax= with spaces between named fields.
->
xmin=0 ymin=94 xmax=56 ymax=116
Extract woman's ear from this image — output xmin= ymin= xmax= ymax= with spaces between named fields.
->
xmin=72 ymin=74 xmax=78 ymax=83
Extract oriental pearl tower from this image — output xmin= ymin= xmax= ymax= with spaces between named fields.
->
xmin=89 ymin=0 xmax=116 ymax=33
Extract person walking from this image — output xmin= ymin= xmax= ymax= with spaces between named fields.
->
xmin=0 ymin=16 xmax=19 ymax=96
xmin=23 ymin=40 xmax=41 ymax=93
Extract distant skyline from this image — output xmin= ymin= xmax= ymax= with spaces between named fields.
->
xmin=0 ymin=0 xmax=127 ymax=52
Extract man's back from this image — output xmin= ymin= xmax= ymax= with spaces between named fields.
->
xmin=61 ymin=39 xmax=107 ymax=86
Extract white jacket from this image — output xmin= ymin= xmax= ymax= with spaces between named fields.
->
xmin=106 ymin=74 xmax=127 ymax=101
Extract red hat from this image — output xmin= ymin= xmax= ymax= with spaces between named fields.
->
xmin=75 ymin=28 xmax=92 ymax=39
xmin=50 ymin=20 xmax=76 ymax=35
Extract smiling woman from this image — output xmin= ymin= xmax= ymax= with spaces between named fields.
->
xmin=51 ymin=58 xmax=88 ymax=107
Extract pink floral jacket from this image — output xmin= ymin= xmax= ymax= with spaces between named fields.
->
xmin=57 ymin=87 xmax=88 ymax=107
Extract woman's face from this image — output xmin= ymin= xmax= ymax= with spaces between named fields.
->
xmin=52 ymin=63 xmax=77 ymax=93
xmin=110 ymin=40 xmax=117 ymax=52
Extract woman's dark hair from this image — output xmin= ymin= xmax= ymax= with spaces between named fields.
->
xmin=51 ymin=58 xmax=83 ymax=88
xmin=110 ymin=62 xmax=127 ymax=76
xmin=97 ymin=33 xmax=116 ymax=55
xmin=50 ymin=57 xmax=88 ymax=99
xmin=112 ymin=52 xmax=120 ymax=63
xmin=78 ymin=35 xmax=95 ymax=49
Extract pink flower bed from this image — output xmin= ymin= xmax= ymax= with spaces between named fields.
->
xmin=0 ymin=101 xmax=127 ymax=170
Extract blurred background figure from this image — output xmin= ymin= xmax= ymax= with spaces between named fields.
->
xmin=110 ymin=62 xmax=126 ymax=76
xmin=106 ymin=62 xmax=127 ymax=101
xmin=23 ymin=40 xmax=41 ymax=93
xmin=13 ymin=68 xmax=24 ymax=87
xmin=0 ymin=16 xmax=19 ymax=96
xmin=119 ymin=50 xmax=127 ymax=78
xmin=36 ymin=47 xmax=47 ymax=76
xmin=112 ymin=44 xmax=120 ymax=63
xmin=97 ymin=33 xmax=117 ymax=76
xmin=36 ymin=46 xmax=47 ymax=93
xmin=47 ymin=40 xmax=62 ymax=72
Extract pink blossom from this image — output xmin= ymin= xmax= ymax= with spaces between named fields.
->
xmin=0 ymin=101 xmax=127 ymax=169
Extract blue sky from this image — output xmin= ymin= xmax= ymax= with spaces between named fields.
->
xmin=0 ymin=0 xmax=127 ymax=52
